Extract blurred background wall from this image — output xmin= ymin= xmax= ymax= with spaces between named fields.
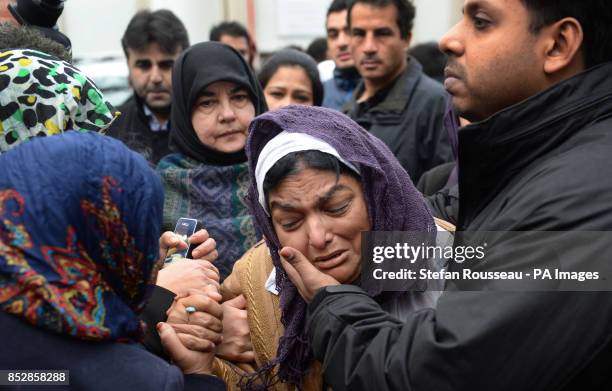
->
xmin=56 ymin=0 xmax=462 ymax=106
xmin=60 ymin=0 xmax=463 ymax=58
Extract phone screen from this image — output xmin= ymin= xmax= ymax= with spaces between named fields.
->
xmin=173 ymin=218 xmax=199 ymax=258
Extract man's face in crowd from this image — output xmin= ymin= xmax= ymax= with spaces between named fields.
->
xmin=126 ymin=42 xmax=181 ymax=113
xmin=349 ymin=3 xmax=410 ymax=83
xmin=439 ymin=0 xmax=549 ymax=122
xmin=219 ymin=34 xmax=250 ymax=63
xmin=326 ymin=9 xmax=354 ymax=69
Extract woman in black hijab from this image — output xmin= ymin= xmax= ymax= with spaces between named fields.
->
xmin=157 ymin=42 xmax=267 ymax=279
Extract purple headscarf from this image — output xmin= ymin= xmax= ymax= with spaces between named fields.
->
xmin=244 ymin=105 xmax=435 ymax=389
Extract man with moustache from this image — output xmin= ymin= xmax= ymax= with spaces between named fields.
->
xmin=276 ymin=0 xmax=612 ymax=389
xmin=107 ymin=9 xmax=189 ymax=165
xmin=343 ymin=0 xmax=451 ymax=182
xmin=321 ymin=0 xmax=361 ymax=110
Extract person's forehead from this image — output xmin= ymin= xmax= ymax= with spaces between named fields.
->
xmin=326 ymin=10 xmax=348 ymax=29
xmin=350 ymin=3 xmax=399 ymax=28
xmin=272 ymin=170 xmax=357 ymax=200
xmin=268 ymin=66 xmax=310 ymax=84
xmin=203 ymin=80 xmax=245 ymax=93
xmin=463 ymin=0 xmax=521 ymax=14
xmin=220 ymin=34 xmax=249 ymax=48
xmin=127 ymin=43 xmax=180 ymax=61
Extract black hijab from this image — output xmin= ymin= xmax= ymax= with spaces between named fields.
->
xmin=170 ymin=42 xmax=267 ymax=165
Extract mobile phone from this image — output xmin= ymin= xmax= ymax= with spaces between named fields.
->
xmin=172 ymin=217 xmax=201 ymax=259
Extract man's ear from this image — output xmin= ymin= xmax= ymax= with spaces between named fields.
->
xmin=543 ymin=17 xmax=584 ymax=75
xmin=402 ymin=31 xmax=413 ymax=51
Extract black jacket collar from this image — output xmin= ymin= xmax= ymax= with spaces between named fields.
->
xmin=351 ymin=57 xmax=425 ymax=114
xmin=126 ymin=92 xmax=170 ymax=132
xmin=458 ymin=62 xmax=612 ymax=228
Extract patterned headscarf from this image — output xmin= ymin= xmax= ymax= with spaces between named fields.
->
xmin=0 ymin=131 xmax=164 ymax=342
xmin=0 ymin=49 xmax=118 ymax=153
xmin=245 ymin=105 xmax=435 ymax=388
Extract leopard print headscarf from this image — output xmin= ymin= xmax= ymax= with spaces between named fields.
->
xmin=0 ymin=49 xmax=119 ymax=153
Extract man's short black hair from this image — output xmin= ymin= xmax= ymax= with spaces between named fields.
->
xmin=121 ymin=9 xmax=189 ymax=57
xmin=306 ymin=37 xmax=328 ymax=63
xmin=327 ymin=0 xmax=349 ymax=16
xmin=347 ymin=0 xmax=415 ymax=39
xmin=521 ymin=0 xmax=612 ymax=69
xmin=209 ymin=21 xmax=250 ymax=43
xmin=409 ymin=42 xmax=446 ymax=83
xmin=0 ymin=22 xmax=71 ymax=62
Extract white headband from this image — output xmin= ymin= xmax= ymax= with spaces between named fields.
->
xmin=255 ymin=131 xmax=359 ymax=215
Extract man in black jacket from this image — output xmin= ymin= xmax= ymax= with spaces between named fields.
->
xmin=343 ymin=0 xmax=452 ymax=182
xmin=279 ymin=1 xmax=612 ymax=390
xmin=107 ymin=10 xmax=189 ymax=165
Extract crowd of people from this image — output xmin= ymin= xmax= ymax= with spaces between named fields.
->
xmin=1 ymin=0 xmax=612 ymax=390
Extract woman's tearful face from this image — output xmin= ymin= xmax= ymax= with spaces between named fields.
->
xmin=268 ymin=168 xmax=370 ymax=283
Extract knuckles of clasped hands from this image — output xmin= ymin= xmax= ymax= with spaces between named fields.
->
xmin=153 ymin=229 xmax=343 ymax=375
xmin=154 ymin=228 xmax=255 ymax=373
xmin=158 ymin=285 xmax=224 ymax=375
xmin=155 ymin=228 xmax=224 ymax=375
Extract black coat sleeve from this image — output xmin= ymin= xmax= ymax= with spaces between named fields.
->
xmin=426 ymin=183 xmax=459 ymax=225
xmin=307 ymin=286 xmax=612 ymax=391
xmin=417 ymin=162 xmax=456 ymax=196
xmin=415 ymin=88 xmax=454 ymax=182
xmin=141 ymin=285 xmax=176 ymax=359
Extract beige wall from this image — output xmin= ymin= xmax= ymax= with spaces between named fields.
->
xmin=224 ymin=0 xmax=249 ymax=25
xmin=61 ymin=0 xmax=224 ymax=58
xmin=411 ymin=0 xmax=463 ymax=46
xmin=252 ymin=0 xmax=463 ymax=53
xmin=0 ymin=0 xmax=17 ymax=24
xmin=57 ymin=0 xmax=463 ymax=58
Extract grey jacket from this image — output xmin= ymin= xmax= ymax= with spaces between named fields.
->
xmin=344 ymin=58 xmax=452 ymax=182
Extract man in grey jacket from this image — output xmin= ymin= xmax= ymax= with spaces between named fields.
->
xmin=280 ymin=0 xmax=612 ymax=390
xmin=343 ymin=0 xmax=452 ymax=182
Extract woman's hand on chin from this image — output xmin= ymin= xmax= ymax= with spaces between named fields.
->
xmin=279 ymin=247 xmax=340 ymax=303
